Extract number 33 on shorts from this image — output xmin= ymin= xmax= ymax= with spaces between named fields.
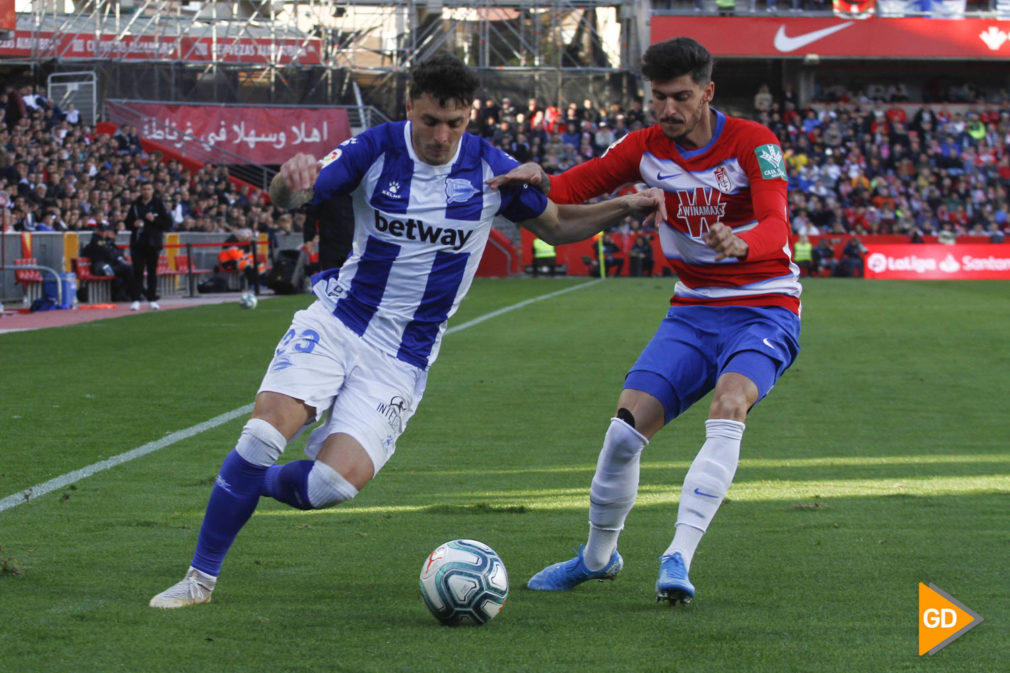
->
xmin=276 ymin=328 xmax=321 ymax=355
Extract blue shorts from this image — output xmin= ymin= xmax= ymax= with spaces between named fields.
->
xmin=624 ymin=305 xmax=800 ymax=424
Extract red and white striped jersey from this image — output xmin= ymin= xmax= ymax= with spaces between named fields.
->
xmin=550 ymin=110 xmax=801 ymax=314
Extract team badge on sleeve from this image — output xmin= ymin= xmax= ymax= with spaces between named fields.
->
xmin=320 ymin=148 xmax=343 ymax=167
xmin=755 ymin=144 xmax=786 ymax=180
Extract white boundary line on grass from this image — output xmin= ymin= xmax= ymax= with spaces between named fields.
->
xmin=0 ymin=280 xmax=601 ymax=513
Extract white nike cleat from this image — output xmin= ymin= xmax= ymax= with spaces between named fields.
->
xmin=149 ymin=567 xmax=216 ymax=608
xmin=149 ymin=301 xmax=160 ymax=311
xmin=130 ymin=301 xmax=141 ymax=311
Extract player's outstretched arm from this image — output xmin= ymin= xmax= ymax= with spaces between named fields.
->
xmin=270 ymin=153 xmax=320 ymax=210
xmin=486 ymin=162 xmax=551 ymax=195
xmin=521 ymin=188 xmax=667 ymax=245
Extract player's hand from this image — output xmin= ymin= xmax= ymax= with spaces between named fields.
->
xmin=280 ymin=153 xmax=321 ymax=193
xmin=486 ymin=162 xmax=548 ymax=193
xmin=623 ymin=187 xmax=668 ymax=229
xmin=705 ymin=222 xmax=748 ymax=261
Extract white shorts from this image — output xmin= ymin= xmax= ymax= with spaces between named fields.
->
xmin=258 ymin=301 xmax=428 ymax=474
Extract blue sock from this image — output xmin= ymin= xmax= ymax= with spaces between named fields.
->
xmin=261 ymin=460 xmax=315 ymax=510
xmin=191 ymin=450 xmax=267 ymax=576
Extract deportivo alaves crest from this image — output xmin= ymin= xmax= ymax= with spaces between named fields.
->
xmin=445 ymin=177 xmax=480 ymax=204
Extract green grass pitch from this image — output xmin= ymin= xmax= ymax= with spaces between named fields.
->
xmin=1 ymin=278 xmax=1008 ymax=672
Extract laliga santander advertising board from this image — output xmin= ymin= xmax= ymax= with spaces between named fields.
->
xmin=863 ymin=244 xmax=1010 ymax=280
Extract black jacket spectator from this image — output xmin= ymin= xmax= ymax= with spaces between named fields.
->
xmin=125 ymin=182 xmax=172 ymax=303
xmin=82 ymin=224 xmax=135 ymax=301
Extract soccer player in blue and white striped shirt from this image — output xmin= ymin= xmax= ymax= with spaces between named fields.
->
xmin=149 ymin=53 xmax=666 ymax=608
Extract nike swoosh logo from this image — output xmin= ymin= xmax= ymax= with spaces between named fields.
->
xmin=693 ymin=488 xmax=720 ymax=499
xmin=763 ymin=337 xmax=776 ymax=350
xmin=657 ymin=172 xmax=680 ymax=181
xmin=773 ymin=22 xmax=854 ymax=53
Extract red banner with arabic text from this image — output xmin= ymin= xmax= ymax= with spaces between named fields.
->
xmin=126 ymin=103 xmax=352 ymax=165
xmin=863 ymin=244 xmax=1010 ymax=279
xmin=0 ymin=31 xmax=322 ymax=64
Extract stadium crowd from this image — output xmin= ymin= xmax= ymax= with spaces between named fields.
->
xmin=471 ymin=86 xmax=1010 ymax=243
xmin=0 ymin=84 xmax=302 ymax=241
xmin=3 ymin=79 xmax=1010 ymax=245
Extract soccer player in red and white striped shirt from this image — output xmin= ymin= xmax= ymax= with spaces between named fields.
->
xmin=489 ymin=37 xmax=801 ymax=605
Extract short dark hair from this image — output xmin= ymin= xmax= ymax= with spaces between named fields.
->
xmin=641 ymin=37 xmax=714 ymax=86
xmin=408 ymin=53 xmax=479 ymax=109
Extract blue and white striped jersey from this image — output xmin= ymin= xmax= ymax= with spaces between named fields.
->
xmin=307 ymin=121 xmax=548 ymax=370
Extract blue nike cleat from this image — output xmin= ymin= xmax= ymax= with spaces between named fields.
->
xmin=655 ymin=552 xmax=695 ymax=605
xmin=527 ymin=544 xmax=623 ymax=591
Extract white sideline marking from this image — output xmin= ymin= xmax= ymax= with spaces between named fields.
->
xmin=445 ymin=279 xmax=600 ymax=335
xmin=0 ymin=405 xmax=253 ymax=513
xmin=0 ymin=281 xmax=599 ymax=513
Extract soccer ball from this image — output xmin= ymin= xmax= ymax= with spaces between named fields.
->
xmin=419 ymin=539 xmax=509 ymax=626
xmin=239 ymin=292 xmax=258 ymax=309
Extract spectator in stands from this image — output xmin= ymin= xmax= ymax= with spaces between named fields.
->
xmin=115 ymin=125 xmax=145 ymax=156
xmin=82 ymin=221 xmax=134 ymax=302
xmin=754 ymin=84 xmax=773 ymax=114
xmin=532 ymin=236 xmax=558 ymax=277
xmin=628 ymin=234 xmax=655 ymax=277
xmin=594 ymin=121 xmax=615 ymax=153
xmin=937 ymin=222 xmax=957 ymax=245
xmin=987 ymin=222 xmax=1005 ymax=243
xmin=811 ymin=237 xmax=838 ymax=276
xmin=63 ymin=103 xmax=81 ymax=125
xmin=793 ymin=234 xmax=813 ymax=276
xmin=3 ymin=85 xmax=26 ymax=131
xmin=218 ymin=227 xmax=262 ymax=288
xmin=593 ymin=232 xmax=624 ymax=276
xmin=125 ymin=180 xmax=172 ymax=311
xmin=837 ymin=236 xmax=867 ymax=277
xmin=560 ymin=121 xmax=581 ymax=149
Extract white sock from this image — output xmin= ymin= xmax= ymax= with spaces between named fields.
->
xmin=585 ymin=417 xmax=648 ymax=570
xmin=234 ymin=418 xmax=287 ymax=467
xmin=306 ymin=461 xmax=359 ymax=508
xmin=187 ymin=565 xmax=218 ymax=587
xmin=665 ymin=418 xmax=744 ymax=569
xmin=664 ymin=524 xmax=704 ymax=570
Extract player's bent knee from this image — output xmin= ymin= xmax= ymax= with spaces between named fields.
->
xmin=235 ymin=418 xmax=288 ymax=467
xmin=307 ymin=461 xmax=359 ymax=509
xmin=709 ymin=388 xmax=753 ymax=421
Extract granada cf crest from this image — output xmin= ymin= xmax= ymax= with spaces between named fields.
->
xmin=714 ymin=166 xmax=733 ymax=193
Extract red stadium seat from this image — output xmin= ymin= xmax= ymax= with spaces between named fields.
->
xmin=72 ymin=258 xmax=115 ymax=304
xmin=14 ymin=258 xmax=44 ymax=303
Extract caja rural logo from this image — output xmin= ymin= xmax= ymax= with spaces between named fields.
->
xmin=918 ymin=583 xmax=983 ymax=656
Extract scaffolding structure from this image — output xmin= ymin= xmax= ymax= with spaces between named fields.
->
xmin=7 ymin=0 xmax=650 ymax=114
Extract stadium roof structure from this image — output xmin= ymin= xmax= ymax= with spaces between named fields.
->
xmin=4 ymin=0 xmax=645 ymax=71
